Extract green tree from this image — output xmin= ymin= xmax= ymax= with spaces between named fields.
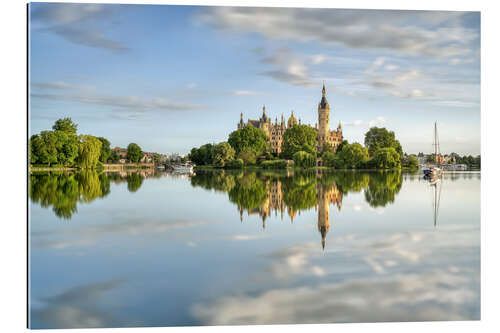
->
xmin=29 ymin=134 xmax=41 ymax=164
xmin=237 ymin=148 xmax=257 ymax=165
xmin=372 ymin=147 xmax=402 ymax=169
xmin=293 ymin=151 xmax=316 ymax=168
xmin=228 ymin=126 xmax=269 ymax=156
xmin=426 ymin=154 xmax=436 ymax=163
xmin=364 ymin=127 xmax=403 ymax=158
xmin=127 ymin=143 xmax=142 ymax=163
xmin=190 ymin=143 xmax=214 ymax=165
xmin=336 ymin=140 xmax=348 ymax=153
xmin=403 ymin=155 xmax=419 ymax=169
xmin=213 ymin=142 xmax=235 ymax=167
xmin=226 ymin=158 xmax=244 ymax=169
xmin=52 ymin=117 xmax=78 ymax=134
xmin=322 ymin=152 xmax=337 ymax=168
xmin=77 ymin=135 xmax=102 ymax=169
xmin=97 ymin=137 xmax=111 ymax=163
xmin=281 ymin=125 xmax=318 ymax=159
xmin=36 ymin=131 xmax=58 ymax=166
xmin=53 ymin=130 xmax=79 ymax=166
xmin=321 ymin=143 xmax=336 ymax=155
xmin=336 ymin=143 xmax=369 ymax=169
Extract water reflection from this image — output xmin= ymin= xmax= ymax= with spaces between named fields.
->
xmin=29 ymin=170 xmax=161 ymax=219
xmin=29 ymin=170 xmax=480 ymax=327
xmin=190 ymin=170 xmax=403 ymax=249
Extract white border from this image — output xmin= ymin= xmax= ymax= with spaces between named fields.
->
xmin=1 ymin=0 xmax=498 ymax=332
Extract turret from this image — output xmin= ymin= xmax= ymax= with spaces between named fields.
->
xmin=238 ymin=112 xmax=245 ymax=129
xmin=260 ymin=105 xmax=270 ymax=123
xmin=287 ymin=110 xmax=297 ymax=128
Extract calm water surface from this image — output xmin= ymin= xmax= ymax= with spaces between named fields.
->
xmin=28 ymin=169 xmax=480 ymax=328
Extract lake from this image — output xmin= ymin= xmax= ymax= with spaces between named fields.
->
xmin=28 ymin=169 xmax=481 ymax=328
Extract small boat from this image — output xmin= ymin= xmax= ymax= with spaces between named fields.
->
xmin=172 ymin=163 xmax=194 ymax=173
xmin=423 ymin=166 xmax=441 ymax=177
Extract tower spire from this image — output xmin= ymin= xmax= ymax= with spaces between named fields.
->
xmin=322 ymin=81 xmax=326 ymax=97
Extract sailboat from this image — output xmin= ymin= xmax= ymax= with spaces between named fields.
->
xmin=423 ymin=122 xmax=442 ymax=178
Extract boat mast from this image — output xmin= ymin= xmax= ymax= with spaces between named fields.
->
xmin=433 ymin=121 xmax=441 ymax=166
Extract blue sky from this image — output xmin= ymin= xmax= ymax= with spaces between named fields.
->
xmin=28 ymin=3 xmax=480 ymax=155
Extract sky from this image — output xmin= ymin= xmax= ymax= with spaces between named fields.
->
xmin=28 ymin=3 xmax=481 ymax=155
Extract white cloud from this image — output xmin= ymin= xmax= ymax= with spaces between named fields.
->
xmin=366 ymin=57 xmax=385 ymax=73
xmin=311 ymin=54 xmax=326 ymax=64
xmin=384 ymin=64 xmax=399 ymax=71
xmin=31 ymin=3 xmax=128 ymax=52
xmin=31 ymin=91 xmax=205 ymax=112
xmin=233 ymin=90 xmax=260 ymax=96
xmin=197 ymin=8 xmax=477 ymax=58
xmin=368 ymin=116 xmax=386 ymax=127
xmin=259 ymin=49 xmax=316 ymax=87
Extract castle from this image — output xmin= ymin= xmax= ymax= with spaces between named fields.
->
xmin=237 ymin=83 xmax=343 ymax=154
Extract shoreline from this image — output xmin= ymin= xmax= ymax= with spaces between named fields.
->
xmin=30 ymin=163 xmax=156 ymax=173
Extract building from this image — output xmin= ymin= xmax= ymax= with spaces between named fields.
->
xmin=237 ymin=83 xmax=343 ymax=155
xmin=140 ymin=152 xmax=154 ymax=163
xmin=112 ymin=147 xmax=127 ymax=159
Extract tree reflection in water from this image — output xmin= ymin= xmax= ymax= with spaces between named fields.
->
xmin=190 ymin=170 xmax=403 ymax=249
xmin=29 ymin=171 xmax=146 ymax=219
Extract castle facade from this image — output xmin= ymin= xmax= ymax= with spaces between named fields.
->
xmin=237 ymin=84 xmax=343 ymax=154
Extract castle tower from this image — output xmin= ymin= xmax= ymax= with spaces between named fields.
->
xmin=260 ymin=105 xmax=271 ymax=136
xmin=238 ymin=112 xmax=245 ymax=130
xmin=318 ymin=82 xmax=331 ymax=151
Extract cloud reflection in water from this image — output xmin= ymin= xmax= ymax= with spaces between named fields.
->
xmin=192 ymin=226 xmax=479 ymax=325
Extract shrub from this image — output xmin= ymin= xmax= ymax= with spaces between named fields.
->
xmin=372 ymin=147 xmax=402 ymax=169
xmin=261 ymin=159 xmax=288 ymax=169
xmin=322 ymin=152 xmax=337 ymax=167
xmin=225 ymin=159 xmax=244 ymax=169
xmin=293 ymin=151 xmax=316 ymax=168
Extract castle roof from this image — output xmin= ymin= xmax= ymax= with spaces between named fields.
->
xmin=319 ymin=82 xmax=329 ymax=109
xmin=248 ymin=120 xmax=261 ymax=127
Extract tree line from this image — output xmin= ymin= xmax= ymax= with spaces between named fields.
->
xmin=30 ymin=118 xmax=146 ymax=169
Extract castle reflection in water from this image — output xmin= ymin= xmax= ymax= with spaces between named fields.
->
xmin=237 ymin=173 xmax=343 ymax=250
